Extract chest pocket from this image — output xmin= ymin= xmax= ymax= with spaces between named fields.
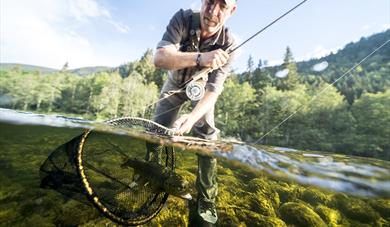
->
xmin=175 ymin=12 xmax=201 ymax=84
xmin=176 ymin=12 xmax=223 ymax=85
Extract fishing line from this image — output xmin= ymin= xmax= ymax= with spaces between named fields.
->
xmin=75 ymin=2 xmax=311 ymax=223
xmin=145 ymin=0 xmax=309 ymax=118
xmin=178 ymin=0 xmax=309 ymax=89
xmin=229 ymin=0 xmax=308 ymax=54
xmin=254 ymin=39 xmax=390 ymax=144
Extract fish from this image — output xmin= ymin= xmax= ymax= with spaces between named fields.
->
xmin=121 ymin=158 xmax=192 ymax=200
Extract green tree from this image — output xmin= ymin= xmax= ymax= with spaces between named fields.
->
xmin=119 ymin=71 xmax=159 ymax=118
xmin=57 ymin=74 xmax=81 ymax=113
xmin=256 ymin=84 xmax=309 ymax=145
xmin=242 ymin=55 xmax=254 ymax=84
xmin=276 ymin=46 xmax=300 ymax=91
xmin=350 ymin=91 xmax=390 ymax=159
xmin=290 ymin=82 xmax=351 ymax=151
xmin=216 ymin=76 xmax=257 ymax=139
xmin=93 ymin=72 xmax=122 ymax=119
xmin=135 ymin=49 xmax=156 ymax=83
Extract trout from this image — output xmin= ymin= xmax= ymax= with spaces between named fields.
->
xmin=121 ymin=158 xmax=192 ymax=200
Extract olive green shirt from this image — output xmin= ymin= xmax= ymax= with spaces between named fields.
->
xmin=157 ymin=9 xmax=236 ymax=95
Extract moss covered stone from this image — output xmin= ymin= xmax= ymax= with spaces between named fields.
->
xmin=236 ymin=210 xmax=286 ymax=227
xmin=315 ymin=205 xmax=342 ymax=226
xmin=300 ymin=187 xmax=330 ymax=206
xmin=247 ymin=178 xmax=280 ymax=208
xmin=150 ymin=196 xmax=188 ymax=226
xmin=247 ymin=178 xmax=271 ymax=192
xmin=218 ymin=211 xmax=242 ymax=226
xmin=330 ymin=193 xmax=380 ymax=223
xmin=256 ymin=216 xmax=287 ymax=227
xmin=54 ymin=200 xmax=99 ymax=226
xmin=368 ymin=199 xmax=390 ymax=219
xmin=273 ymin=182 xmax=302 ymax=204
xmin=279 ymin=202 xmax=327 ymax=227
xmin=249 ymin=193 xmax=276 ymax=217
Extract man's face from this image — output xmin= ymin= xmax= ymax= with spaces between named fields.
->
xmin=200 ymin=0 xmax=236 ymax=37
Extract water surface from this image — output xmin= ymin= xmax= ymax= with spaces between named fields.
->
xmin=1 ymin=108 xmax=389 ymax=226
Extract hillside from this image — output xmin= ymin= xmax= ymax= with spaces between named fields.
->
xmin=245 ymin=29 xmax=390 ymax=104
xmin=0 ymin=63 xmax=58 ymax=74
xmin=298 ymin=29 xmax=390 ymax=74
xmin=0 ymin=63 xmax=112 ymax=76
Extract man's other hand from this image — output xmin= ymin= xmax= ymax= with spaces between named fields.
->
xmin=172 ymin=114 xmax=196 ymax=135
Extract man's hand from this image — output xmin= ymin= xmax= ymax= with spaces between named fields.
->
xmin=200 ymin=49 xmax=229 ymax=70
xmin=172 ymin=114 xmax=196 ymax=135
xmin=172 ymin=91 xmax=219 ymax=135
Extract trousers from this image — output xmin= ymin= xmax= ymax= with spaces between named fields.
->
xmin=146 ymin=78 xmax=218 ymax=203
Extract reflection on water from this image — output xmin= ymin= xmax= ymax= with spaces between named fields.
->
xmin=217 ymin=144 xmax=390 ymax=197
xmin=1 ymin=108 xmax=390 ymax=226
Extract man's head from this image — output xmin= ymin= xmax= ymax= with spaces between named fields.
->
xmin=200 ymin=0 xmax=237 ymax=38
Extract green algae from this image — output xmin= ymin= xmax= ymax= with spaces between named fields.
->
xmin=329 ymin=193 xmax=380 ymax=224
xmin=369 ymin=199 xmax=390 ymax=219
xmin=300 ymin=187 xmax=330 ymax=206
xmin=315 ymin=205 xmax=343 ymax=227
xmin=279 ymin=202 xmax=327 ymax=227
xmin=0 ymin=122 xmax=390 ymax=226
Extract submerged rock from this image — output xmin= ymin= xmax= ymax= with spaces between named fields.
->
xmin=279 ymin=202 xmax=327 ymax=227
xmin=247 ymin=178 xmax=272 ymax=193
xmin=249 ymin=193 xmax=276 ymax=217
xmin=300 ymin=187 xmax=330 ymax=206
xmin=256 ymin=216 xmax=287 ymax=227
xmin=315 ymin=205 xmax=343 ymax=226
xmin=236 ymin=210 xmax=287 ymax=227
xmin=272 ymin=182 xmax=304 ymax=204
xmin=329 ymin=193 xmax=380 ymax=223
xmin=368 ymin=199 xmax=390 ymax=219
xmin=247 ymin=178 xmax=280 ymax=208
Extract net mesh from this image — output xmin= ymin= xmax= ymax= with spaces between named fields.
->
xmin=40 ymin=117 xmax=175 ymax=225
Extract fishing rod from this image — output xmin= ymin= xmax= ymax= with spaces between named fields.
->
xmin=145 ymin=0 xmax=309 ymax=118
xmin=181 ymin=0 xmax=309 ymax=96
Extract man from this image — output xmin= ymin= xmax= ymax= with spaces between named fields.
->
xmin=151 ymin=0 xmax=237 ymax=225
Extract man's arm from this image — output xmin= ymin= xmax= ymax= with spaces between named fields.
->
xmin=154 ymin=45 xmax=198 ymax=71
xmin=173 ymin=90 xmax=218 ymax=135
xmin=154 ymin=45 xmax=230 ymax=71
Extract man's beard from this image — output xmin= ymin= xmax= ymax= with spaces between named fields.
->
xmin=203 ymin=15 xmax=220 ymax=33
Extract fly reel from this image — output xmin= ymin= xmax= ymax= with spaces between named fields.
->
xmin=186 ymin=81 xmax=205 ymax=101
xmin=184 ymin=67 xmax=209 ymax=101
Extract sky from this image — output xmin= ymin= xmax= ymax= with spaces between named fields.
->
xmin=1 ymin=0 xmax=389 ymax=72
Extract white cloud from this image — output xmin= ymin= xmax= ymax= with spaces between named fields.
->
xmin=68 ymin=0 xmax=110 ymax=21
xmin=67 ymin=0 xmax=129 ymax=33
xmin=107 ymin=20 xmax=130 ymax=33
xmin=0 ymin=0 xmax=129 ymax=69
xmin=267 ymin=60 xmax=283 ymax=67
xmin=361 ymin=23 xmax=377 ymax=31
xmin=382 ymin=24 xmax=390 ymax=30
xmin=304 ymin=45 xmax=339 ymax=60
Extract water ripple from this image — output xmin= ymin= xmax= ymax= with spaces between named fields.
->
xmin=216 ymin=144 xmax=390 ymax=197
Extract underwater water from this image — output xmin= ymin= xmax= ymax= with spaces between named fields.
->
xmin=0 ymin=108 xmax=390 ymax=226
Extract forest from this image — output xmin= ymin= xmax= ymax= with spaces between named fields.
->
xmin=0 ymin=30 xmax=389 ymax=160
